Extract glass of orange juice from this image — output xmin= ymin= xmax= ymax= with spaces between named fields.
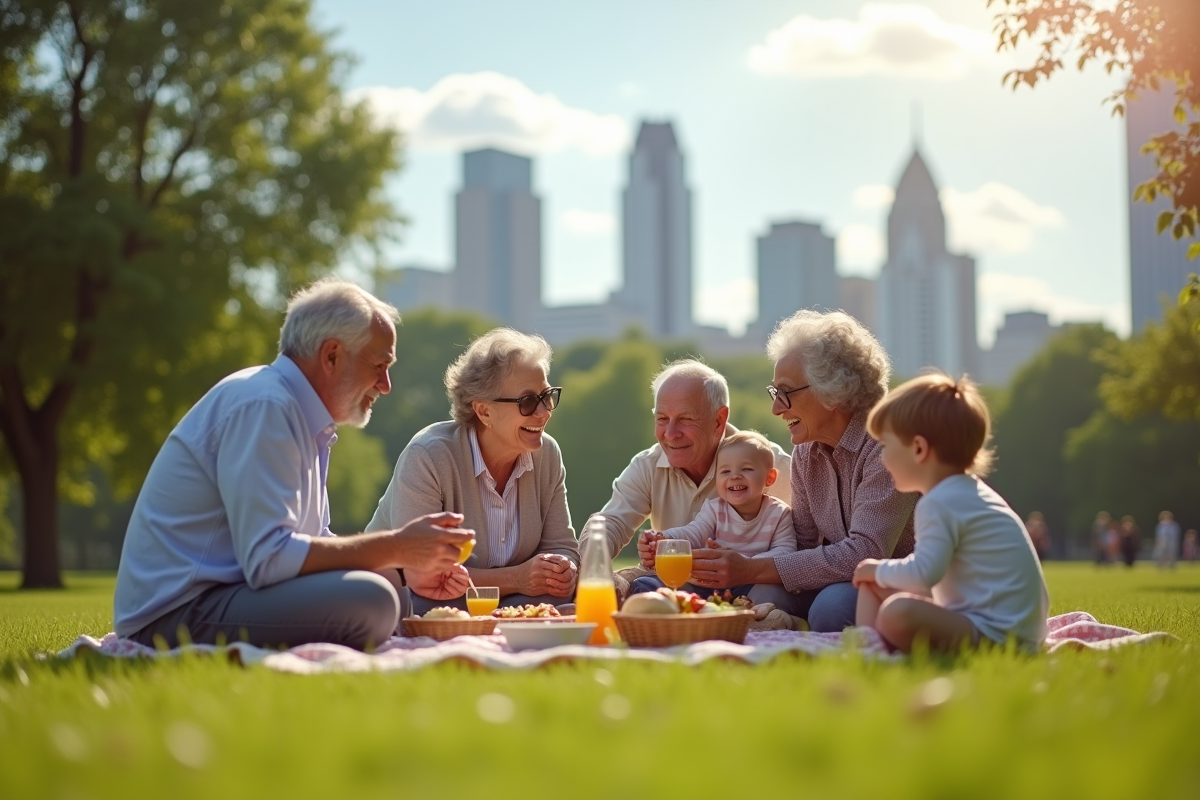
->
xmin=655 ymin=539 xmax=692 ymax=590
xmin=466 ymin=586 xmax=499 ymax=617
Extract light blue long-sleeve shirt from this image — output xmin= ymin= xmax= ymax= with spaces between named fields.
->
xmin=114 ymin=355 xmax=337 ymax=637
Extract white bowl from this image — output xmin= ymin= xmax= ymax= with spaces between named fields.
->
xmin=496 ymin=621 xmax=597 ymax=651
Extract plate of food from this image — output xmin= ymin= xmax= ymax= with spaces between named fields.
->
xmin=490 ymin=603 xmax=577 ymax=623
xmin=612 ymin=589 xmax=755 ymax=647
xmin=401 ymin=607 xmax=498 ymax=640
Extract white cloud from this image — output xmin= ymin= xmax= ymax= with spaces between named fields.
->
xmin=852 ymin=183 xmax=895 ymax=210
xmin=561 ymin=208 xmax=615 ymax=236
xmin=837 ymin=224 xmax=886 ymax=270
xmin=352 ymin=72 xmax=630 ymax=156
xmin=942 ymin=183 xmax=1065 ymax=254
xmin=695 ymin=278 xmax=757 ymax=336
xmin=977 ymin=272 xmax=1127 ymax=345
xmin=747 ymin=4 xmax=992 ymax=80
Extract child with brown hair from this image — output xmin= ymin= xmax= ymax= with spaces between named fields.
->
xmin=852 ymin=373 xmax=1048 ymax=653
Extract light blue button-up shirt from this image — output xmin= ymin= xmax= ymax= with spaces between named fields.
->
xmin=114 ymin=355 xmax=337 ymax=637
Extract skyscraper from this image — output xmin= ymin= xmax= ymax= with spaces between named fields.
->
xmin=753 ymin=220 xmax=838 ymax=336
xmin=876 ymin=148 xmax=978 ymax=378
xmin=1128 ymin=84 xmax=1194 ymax=332
xmin=615 ymin=121 xmax=693 ymax=338
xmin=454 ymin=148 xmax=541 ymax=330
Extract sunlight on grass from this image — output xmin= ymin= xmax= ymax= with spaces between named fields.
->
xmin=0 ymin=565 xmax=1197 ymax=798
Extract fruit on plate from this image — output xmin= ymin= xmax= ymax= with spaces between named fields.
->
xmin=423 ymin=607 xmax=470 ymax=620
xmin=655 ymin=587 xmax=710 ymax=614
xmin=705 ymin=590 xmax=755 ymax=612
xmin=621 ymin=592 xmax=679 ymax=615
xmin=492 ymin=603 xmax=561 ymax=619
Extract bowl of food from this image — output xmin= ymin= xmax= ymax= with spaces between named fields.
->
xmin=612 ymin=589 xmax=754 ymax=647
xmin=496 ymin=621 xmax=597 ymax=651
xmin=402 ymin=606 xmax=498 ymax=640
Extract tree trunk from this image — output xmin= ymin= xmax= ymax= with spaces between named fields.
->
xmin=19 ymin=433 xmax=63 ymax=589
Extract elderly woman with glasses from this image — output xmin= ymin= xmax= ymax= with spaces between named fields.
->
xmin=689 ymin=310 xmax=917 ymax=631
xmin=367 ymin=328 xmax=579 ymax=615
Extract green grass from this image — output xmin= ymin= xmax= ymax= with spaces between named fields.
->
xmin=1 ymin=565 xmax=1198 ymax=798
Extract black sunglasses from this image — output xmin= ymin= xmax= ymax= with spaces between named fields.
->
xmin=766 ymin=383 xmax=810 ymax=409
xmin=493 ymin=386 xmax=563 ymax=416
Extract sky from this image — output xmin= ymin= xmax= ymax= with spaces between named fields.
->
xmin=313 ymin=0 xmax=1132 ymax=345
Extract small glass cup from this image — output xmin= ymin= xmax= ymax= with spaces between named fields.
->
xmin=466 ymin=586 xmax=500 ymax=617
xmin=655 ymin=539 xmax=693 ymax=591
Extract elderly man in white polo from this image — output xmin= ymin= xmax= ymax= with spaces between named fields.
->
xmin=598 ymin=359 xmax=792 ymax=598
xmin=114 ymin=279 xmax=474 ymax=651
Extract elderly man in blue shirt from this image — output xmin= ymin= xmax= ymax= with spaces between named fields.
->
xmin=114 ymin=279 xmax=474 ymax=651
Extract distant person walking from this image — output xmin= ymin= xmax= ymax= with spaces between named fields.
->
xmin=1119 ymin=516 xmax=1140 ymax=568
xmin=1092 ymin=511 xmax=1112 ymax=565
xmin=1154 ymin=511 xmax=1181 ymax=569
xmin=1026 ymin=511 xmax=1051 ymax=561
xmin=1183 ymin=530 xmax=1199 ymax=563
xmin=1105 ymin=520 xmax=1122 ymax=565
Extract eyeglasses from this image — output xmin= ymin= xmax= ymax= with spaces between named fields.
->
xmin=766 ymin=383 xmax=810 ymax=409
xmin=493 ymin=386 xmax=563 ymax=416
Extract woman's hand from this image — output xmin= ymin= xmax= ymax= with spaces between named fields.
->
xmin=520 ymin=553 xmax=578 ymax=597
xmin=406 ymin=565 xmax=471 ymax=600
xmin=637 ymin=530 xmax=664 ymax=570
xmin=852 ymin=559 xmax=880 ymax=587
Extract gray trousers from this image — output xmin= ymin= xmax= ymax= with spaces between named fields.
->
xmin=128 ymin=570 xmax=411 ymax=652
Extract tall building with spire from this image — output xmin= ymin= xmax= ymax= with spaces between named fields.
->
xmin=614 ymin=121 xmax=693 ymax=338
xmin=876 ymin=148 xmax=978 ymax=378
xmin=454 ymin=148 xmax=541 ymax=330
xmin=1128 ymin=84 xmax=1194 ymax=332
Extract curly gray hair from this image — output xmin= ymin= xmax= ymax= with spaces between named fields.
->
xmin=766 ymin=310 xmax=890 ymax=414
xmin=279 ymin=278 xmax=400 ymax=359
xmin=445 ymin=328 xmax=554 ymax=425
xmin=651 ymin=359 xmax=730 ymax=416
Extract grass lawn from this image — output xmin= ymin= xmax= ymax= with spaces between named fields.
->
xmin=1 ymin=564 xmax=1198 ymax=799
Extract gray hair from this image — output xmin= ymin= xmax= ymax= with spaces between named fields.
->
xmin=651 ymin=359 xmax=730 ymax=416
xmin=766 ymin=310 xmax=890 ymax=414
xmin=445 ymin=328 xmax=553 ymax=425
xmin=279 ymin=278 xmax=400 ymax=359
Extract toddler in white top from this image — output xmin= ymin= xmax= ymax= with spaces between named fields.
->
xmin=640 ymin=431 xmax=796 ymax=592
xmin=853 ymin=373 xmax=1049 ymax=653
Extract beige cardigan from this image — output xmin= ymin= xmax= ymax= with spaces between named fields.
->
xmin=366 ymin=420 xmax=579 ymax=567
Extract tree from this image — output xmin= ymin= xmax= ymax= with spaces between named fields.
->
xmin=988 ymin=324 xmax=1116 ymax=549
xmin=1063 ymin=410 xmax=1200 ymax=538
xmin=325 ymin=426 xmax=390 ymax=534
xmin=990 ymin=0 xmax=1199 ymax=248
xmin=367 ymin=308 xmax=495 ymax=467
xmin=1100 ymin=297 xmax=1200 ymax=420
xmin=0 ymin=0 xmax=400 ymax=587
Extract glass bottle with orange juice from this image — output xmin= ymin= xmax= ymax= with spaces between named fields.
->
xmin=575 ymin=514 xmax=618 ymax=645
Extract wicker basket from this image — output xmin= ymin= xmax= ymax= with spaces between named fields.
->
xmin=612 ymin=610 xmax=753 ymax=647
xmin=401 ymin=616 xmax=497 ymax=641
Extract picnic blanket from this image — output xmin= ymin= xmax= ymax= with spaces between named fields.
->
xmin=54 ymin=612 xmax=1174 ymax=674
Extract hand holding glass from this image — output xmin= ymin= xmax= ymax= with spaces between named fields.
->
xmin=655 ymin=539 xmax=692 ymax=591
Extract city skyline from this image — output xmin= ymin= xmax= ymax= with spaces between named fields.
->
xmin=324 ymin=0 xmax=1163 ymax=345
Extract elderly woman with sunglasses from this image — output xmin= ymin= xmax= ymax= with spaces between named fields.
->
xmin=366 ymin=328 xmax=579 ymax=615
xmin=688 ymin=310 xmax=917 ymax=632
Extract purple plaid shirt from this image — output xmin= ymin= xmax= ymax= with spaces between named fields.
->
xmin=773 ymin=411 xmax=917 ymax=593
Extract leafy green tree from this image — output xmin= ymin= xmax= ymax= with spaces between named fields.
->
xmin=325 ymin=427 xmax=390 ymax=534
xmin=0 ymin=0 xmax=400 ymax=587
xmin=1100 ymin=297 xmax=1200 ymax=420
xmin=990 ymin=0 xmax=1199 ymax=248
xmin=989 ymin=325 xmax=1116 ymax=546
xmin=1064 ymin=410 xmax=1200 ymax=538
xmin=367 ymin=308 xmax=495 ymax=467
